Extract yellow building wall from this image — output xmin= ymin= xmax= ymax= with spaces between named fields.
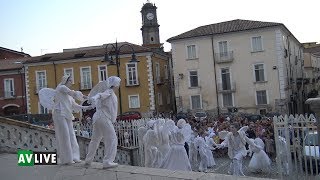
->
xmin=27 ymin=54 xmax=172 ymax=116
xmin=152 ymin=55 xmax=171 ymax=113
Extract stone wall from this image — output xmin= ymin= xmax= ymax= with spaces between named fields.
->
xmin=0 ymin=117 xmax=139 ymax=165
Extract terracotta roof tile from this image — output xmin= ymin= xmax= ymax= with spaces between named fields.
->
xmin=24 ymin=42 xmax=151 ymax=64
xmin=167 ymin=19 xmax=283 ymax=42
xmin=0 ymin=58 xmax=29 ymax=71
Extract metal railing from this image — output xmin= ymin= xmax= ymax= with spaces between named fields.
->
xmin=217 ymin=81 xmax=236 ymax=92
xmin=215 ymin=51 xmax=234 ymax=63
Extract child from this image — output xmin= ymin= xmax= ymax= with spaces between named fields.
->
xmin=264 ymin=135 xmax=275 ymax=159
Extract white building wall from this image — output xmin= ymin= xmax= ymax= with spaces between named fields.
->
xmin=171 ymin=26 xmax=303 ymax=114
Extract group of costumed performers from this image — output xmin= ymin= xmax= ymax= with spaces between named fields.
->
xmin=40 ymin=75 xmax=275 ymax=176
xmin=39 ymin=75 xmax=120 ymax=168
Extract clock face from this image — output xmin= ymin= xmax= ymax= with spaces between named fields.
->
xmin=146 ymin=12 xmax=154 ymax=20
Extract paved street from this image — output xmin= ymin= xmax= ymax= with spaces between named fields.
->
xmin=0 ymin=152 xmax=275 ymax=180
xmin=206 ymin=156 xmax=278 ymax=179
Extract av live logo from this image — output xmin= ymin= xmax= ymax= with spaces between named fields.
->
xmin=17 ymin=150 xmax=57 ymax=166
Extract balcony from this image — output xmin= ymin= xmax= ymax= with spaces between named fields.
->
xmin=217 ymin=82 xmax=236 ymax=93
xmin=215 ymin=51 xmax=234 ymax=63
xmin=125 ymin=78 xmax=140 ymax=87
xmin=34 ymin=85 xmax=47 ymax=94
xmin=79 ymin=82 xmax=92 ymax=90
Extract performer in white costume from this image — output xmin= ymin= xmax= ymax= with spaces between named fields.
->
xmin=84 ymin=76 xmax=121 ymax=168
xmin=248 ymin=137 xmax=271 ymax=172
xmin=194 ymin=134 xmax=209 ymax=172
xmin=204 ymin=133 xmax=216 ymax=168
xmin=52 ymin=75 xmax=90 ymax=165
xmin=160 ymin=120 xmax=191 ymax=171
xmin=143 ymin=120 xmax=162 ymax=168
xmin=217 ymin=122 xmax=259 ymax=176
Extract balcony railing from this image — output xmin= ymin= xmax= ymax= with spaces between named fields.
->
xmin=79 ymin=82 xmax=92 ymax=90
xmin=217 ymin=82 xmax=236 ymax=93
xmin=35 ymin=85 xmax=48 ymax=94
xmin=215 ymin=51 xmax=234 ymax=63
xmin=126 ymin=78 xmax=140 ymax=87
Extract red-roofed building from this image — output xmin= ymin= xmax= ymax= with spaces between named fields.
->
xmin=0 ymin=57 xmax=29 ymax=116
xmin=0 ymin=47 xmax=30 ymax=60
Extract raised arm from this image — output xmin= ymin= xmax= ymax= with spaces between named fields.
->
xmin=58 ymin=85 xmax=85 ymax=101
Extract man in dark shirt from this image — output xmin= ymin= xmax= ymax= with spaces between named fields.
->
xmin=246 ymin=122 xmax=256 ymax=139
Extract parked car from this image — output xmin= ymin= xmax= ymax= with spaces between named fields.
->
xmin=194 ymin=111 xmax=207 ymax=121
xmin=246 ymin=114 xmax=262 ymax=122
xmin=302 ymin=131 xmax=320 ymax=173
xmin=265 ymin=112 xmax=281 ymax=118
xmin=116 ymin=111 xmax=142 ymax=120
xmin=176 ymin=112 xmax=188 ymax=120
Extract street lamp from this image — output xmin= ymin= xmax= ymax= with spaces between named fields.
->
xmin=102 ymin=41 xmax=140 ymax=119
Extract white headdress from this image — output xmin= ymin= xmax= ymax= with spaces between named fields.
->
xmin=177 ymin=119 xmax=186 ymax=129
xmin=60 ymin=75 xmax=71 ymax=85
xmin=108 ymin=76 xmax=121 ymax=88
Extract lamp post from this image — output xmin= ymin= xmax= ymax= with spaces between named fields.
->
xmin=102 ymin=41 xmax=139 ymax=119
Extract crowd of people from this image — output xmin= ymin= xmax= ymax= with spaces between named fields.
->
xmin=187 ymin=114 xmax=276 ymax=160
xmin=139 ymin=114 xmax=277 ymax=176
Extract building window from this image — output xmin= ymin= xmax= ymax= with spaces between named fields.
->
xmin=64 ymin=68 xmax=74 ymax=84
xmin=189 ymin=70 xmax=199 ymax=87
xmin=252 ymin=36 xmax=263 ymax=52
xmin=190 ymin=95 xmax=202 ymax=109
xmin=4 ymin=78 xmax=14 ymax=98
xmin=98 ymin=65 xmax=107 ymax=82
xmin=155 ymin=63 xmax=161 ymax=83
xmin=126 ymin=63 xmax=139 ymax=86
xmin=218 ymin=41 xmax=228 ymax=57
xmin=164 ymin=65 xmax=168 ymax=79
xmin=222 ymin=93 xmax=233 ymax=107
xmin=36 ymin=71 xmax=47 ymax=92
xmin=256 ymin=90 xmax=268 ymax=105
xmin=254 ymin=64 xmax=265 ymax=82
xmin=221 ymin=68 xmax=231 ymax=90
xmin=259 ymin=108 xmax=267 ymax=115
xmin=129 ymin=95 xmax=140 ymax=108
xmin=158 ymin=93 xmax=163 ymax=105
xmin=80 ymin=67 xmax=92 ymax=89
xmin=187 ymin=45 xmax=197 ymax=59
xmin=38 ymin=102 xmax=48 ymax=114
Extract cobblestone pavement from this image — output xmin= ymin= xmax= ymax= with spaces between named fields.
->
xmin=206 ymin=155 xmax=279 ymax=179
xmin=201 ymin=155 xmax=320 ymax=180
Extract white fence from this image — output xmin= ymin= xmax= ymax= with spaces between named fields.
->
xmin=273 ymin=114 xmax=319 ymax=179
xmin=74 ymin=118 xmax=156 ymax=148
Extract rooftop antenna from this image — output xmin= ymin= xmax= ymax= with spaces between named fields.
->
xmin=41 ymin=49 xmax=47 ymax=55
xmin=20 ymin=47 xmax=23 ymax=52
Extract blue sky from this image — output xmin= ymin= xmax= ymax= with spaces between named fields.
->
xmin=1 ymin=0 xmax=319 ymax=56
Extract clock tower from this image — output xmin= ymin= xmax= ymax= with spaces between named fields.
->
xmin=141 ymin=2 xmax=161 ymax=48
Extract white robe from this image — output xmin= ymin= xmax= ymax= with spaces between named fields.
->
xmin=248 ymin=138 xmax=271 ymax=172
xmin=85 ymin=89 xmax=118 ymax=166
xmin=194 ymin=136 xmax=209 ymax=172
xmin=160 ymin=128 xmax=191 ymax=171
xmin=220 ymin=128 xmax=258 ymax=176
xmin=204 ymin=136 xmax=216 ymax=167
xmin=53 ymin=84 xmax=85 ymax=164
